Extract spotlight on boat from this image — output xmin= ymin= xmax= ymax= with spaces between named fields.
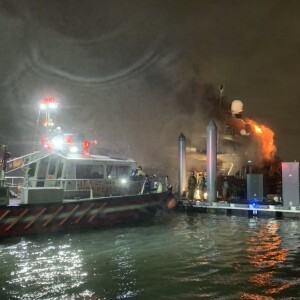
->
xmin=120 ymin=178 xmax=127 ymax=184
xmin=70 ymin=146 xmax=78 ymax=153
xmin=40 ymin=103 xmax=47 ymax=110
xmin=52 ymin=136 xmax=64 ymax=150
xmin=49 ymin=102 xmax=58 ymax=109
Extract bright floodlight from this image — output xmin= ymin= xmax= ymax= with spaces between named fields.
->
xmin=40 ymin=96 xmax=58 ymax=109
xmin=70 ymin=146 xmax=78 ymax=153
xmin=49 ymin=102 xmax=58 ymax=109
xmin=52 ymin=136 xmax=64 ymax=150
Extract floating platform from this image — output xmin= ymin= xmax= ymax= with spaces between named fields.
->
xmin=179 ymin=200 xmax=300 ymax=219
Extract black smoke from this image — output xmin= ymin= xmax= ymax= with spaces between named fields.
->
xmin=0 ymin=0 xmax=296 ymax=180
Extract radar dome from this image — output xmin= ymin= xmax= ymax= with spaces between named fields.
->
xmin=231 ymin=100 xmax=244 ymax=115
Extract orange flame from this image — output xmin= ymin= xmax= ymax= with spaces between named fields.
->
xmin=245 ymin=118 xmax=276 ymax=161
xmin=253 ymin=124 xmax=263 ymax=134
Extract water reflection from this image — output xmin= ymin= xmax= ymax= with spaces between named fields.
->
xmin=242 ymin=219 xmax=290 ymax=300
xmin=4 ymin=237 xmax=86 ymax=299
xmin=112 ymin=234 xmax=140 ymax=299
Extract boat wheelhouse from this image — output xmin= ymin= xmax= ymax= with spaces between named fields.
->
xmin=19 ymin=150 xmax=147 ymax=203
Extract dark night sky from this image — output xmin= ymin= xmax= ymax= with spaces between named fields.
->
xmin=0 ymin=0 xmax=299 ymax=167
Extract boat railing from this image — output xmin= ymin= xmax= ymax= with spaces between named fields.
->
xmin=5 ymin=176 xmax=169 ymax=198
xmin=30 ymin=177 xmax=167 ymax=197
xmin=4 ymin=176 xmax=24 ymax=195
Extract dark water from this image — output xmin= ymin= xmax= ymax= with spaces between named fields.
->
xmin=0 ymin=211 xmax=300 ymax=300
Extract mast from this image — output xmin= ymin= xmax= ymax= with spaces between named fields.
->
xmin=35 ymin=96 xmax=58 ymax=150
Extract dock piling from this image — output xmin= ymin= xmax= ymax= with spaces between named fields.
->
xmin=178 ymin=133 xmax=186 ymax=199
xmin=206 ymin=121 xmax=217 ymax=203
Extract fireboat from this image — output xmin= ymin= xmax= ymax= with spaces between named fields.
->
xmin=0 ymin=97 xmax=176 ymax=238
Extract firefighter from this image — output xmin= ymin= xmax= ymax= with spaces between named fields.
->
xmin=143 ymin=174 xmax=151 ymax=194
xmin=136 ymin=166 xmax=146 ymax=177
xmin=222 ymin=177 xmax=229 ymax=200
xmin=152 ymin=174 xmax=158 ymax=191
xmin=198 ymin=172 xmax=205 ymax=201
xmin=188 ymin=171 xmax=197 ymax=200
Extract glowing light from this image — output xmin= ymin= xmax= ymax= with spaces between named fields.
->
xmin=44 ymin=144 xmax=53 ymax=150
xmin=42 ymin=96 xmax=56 ymax=104
xmin=40 ymin=96 xmax=58 ymax=109
xmin=65 ymin=135 xmax=73 ymax=144
xmin=49 ymin=102 xmax=58 ymax=109
xmin=43 ymin=120 xmax=54 ymax=127
xmin=82 ymin=140 xmax=91 ymax=155
xmin=51 ymin=136 xmax=64 ymax=150
xmin=70 ymin=146 xmax=78 ymax=153
xmin=121 ymin=178 xmax=127 ymax=184
xmin=83 ymin=140 xmax=90 ymax=150
xmin=40 ymin=103 xmax=47 ymax=110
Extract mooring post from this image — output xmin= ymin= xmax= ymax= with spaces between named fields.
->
xmin=207 ymin=121 xmax=217 ymax=203
xmin=178 ymin=133 xmax=186 ymax=199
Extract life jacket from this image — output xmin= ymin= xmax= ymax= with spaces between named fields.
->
xmin=188 ymin=175 xmax=197 ymax=187
xmin=198 ymin=175 xmax=205 ymax=188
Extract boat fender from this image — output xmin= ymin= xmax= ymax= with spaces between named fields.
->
xmin=166 ymin=195 xmax=177 ymax=209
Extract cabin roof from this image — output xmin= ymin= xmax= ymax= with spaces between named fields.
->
xmin=60 ymin=153 xmax=136 ymax=163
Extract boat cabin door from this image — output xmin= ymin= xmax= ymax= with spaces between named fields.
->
xmin=44 ymin=157 xmax=64 ymax=187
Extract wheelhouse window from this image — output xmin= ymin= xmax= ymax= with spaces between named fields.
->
xmin=28 ymin=163 xmax=37 ymax=177
xmin=107 ymin=165 xmax=129 ymax=179
xmin=57 ymin=162 xmax=63 ymax=178
xmin=91 ymin=165 xmax=104 ymax=178
xmin=48 ymin=160 xmax=57 ymax=175
xmin=76 ymin=164 xmax=104 ymax=179
xmin=37 ymin=158 xmax=49 ymax=187
xmin=38 ymin=158 xmax=49 ymax=179
xmin=107 ymin=165 xmax=117 ymax=178
xmin=117 ymin=166 xmax=130 ymax=177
